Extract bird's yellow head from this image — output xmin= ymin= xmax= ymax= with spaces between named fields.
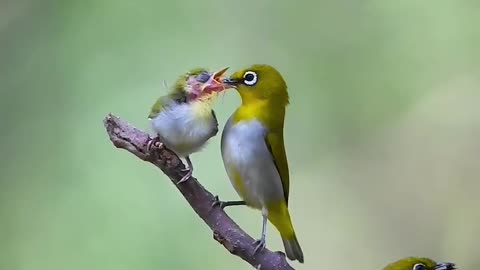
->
xmin=383 ymin=257 xmax=456 ymax=270
xmin=174 ymin=67 xmax=228 ymax=101
xmin=222 ymin=64 xmax=289 ymax=107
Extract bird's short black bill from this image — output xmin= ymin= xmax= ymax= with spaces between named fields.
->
xmin=435 ymin=262 xmax=456 ymax=270
xmin=222 ymin=78 xmax=240 ymax=86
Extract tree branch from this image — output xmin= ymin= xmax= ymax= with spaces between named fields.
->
xmin=103 ymin=114 xmax=294 ymax=270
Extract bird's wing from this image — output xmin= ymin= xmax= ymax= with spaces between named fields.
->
xmin=148 ymin=91 xmax=187 ymax=119
xmin=265 ymin=131 xmax=290 ymax=205
xmin=148 ymin=96 xmax=168 ymax=119
xmin=211 ymin=109 xmax=217 ymax=122
xmin=210 ymin=110 xmax=219 ymax=136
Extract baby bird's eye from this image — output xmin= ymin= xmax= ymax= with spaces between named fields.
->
xmin=413 ymin=263 xmax=427 ymax=270
xmin=243 ymin=71 xmax=258 ymax=86
xmin=196 ymin=72 xmax=211 ymax=83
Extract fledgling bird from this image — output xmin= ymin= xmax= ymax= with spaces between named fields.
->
xmin=148 ymin=67 xmax=228 ymax=183
xmin=383 ymin=257 xmax=456 ymax=270
xmin=214 ymin=64 xmax=304 ymax=263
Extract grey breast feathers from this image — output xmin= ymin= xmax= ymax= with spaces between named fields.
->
xmin=221 ymin=118 xmax=285 ymax=207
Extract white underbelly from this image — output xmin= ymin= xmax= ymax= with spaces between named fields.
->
xmin=221 ymin=119 xmax=284 ymax=209
xmin=151 ymin=104 xmax=217 ymax=157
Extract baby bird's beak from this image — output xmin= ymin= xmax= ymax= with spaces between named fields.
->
xmin=202 ymin=67 xmax=229 ymax=94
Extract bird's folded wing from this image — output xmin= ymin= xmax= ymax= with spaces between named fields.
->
xmin=264 ymin=132 xmax=290 ymax=205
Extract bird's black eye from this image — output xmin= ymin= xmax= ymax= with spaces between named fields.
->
xmin=196 ymin=72 xmax=210 ymax=83
xmin=413 ymin=263 xmax=427 ymax=270
xmin=243 ymin=71 xmax=258 ymax=86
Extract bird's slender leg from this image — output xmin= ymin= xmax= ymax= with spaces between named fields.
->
xmin=211 ymin=195 xmax=246 ymax=209
xmin=177 ymin=156 xmax=193 ymax=184
xmin=179 ymin=156 xmax=193 ymax=172
xmin=253 ymin=208 xmax=268 ymax=254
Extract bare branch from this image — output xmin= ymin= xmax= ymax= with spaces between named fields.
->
xmin=103 ymin=114 xmax=295 ymax=270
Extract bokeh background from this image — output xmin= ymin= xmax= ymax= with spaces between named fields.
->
xmin=1 ymin=0 xmax=479 ymax=269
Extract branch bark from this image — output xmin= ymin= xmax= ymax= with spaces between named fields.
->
xmin=103 ymin=114 xmax=294 ymax=270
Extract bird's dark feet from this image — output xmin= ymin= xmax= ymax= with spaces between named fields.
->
xmin=146 ymin=137 xmax=164 ymax=160
xmin=147 ymin=137 xmax=163 ymax=153
xmin=177 ymin=167 xmax=192 ymax=184
xmin=211 ymin=195 xmax=224 ymax=209
xmin=253 ymin=238 xmax=266 ymax=254
xmin=211 ymin=196 xmax=246 ymax=209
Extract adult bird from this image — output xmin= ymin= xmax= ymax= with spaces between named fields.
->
xmin=148 ymin=67 xmax=228 ymax=183
xmin=383 ymin=257 xmax=456 ymax=270
xmin=215 ymin=64 xmax=304 ymax=263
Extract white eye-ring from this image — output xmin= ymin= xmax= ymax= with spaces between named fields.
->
xmin=243 ymin=71 xmax=258 ymax=86
xmin=413 ymin=263 xmax=426 ymax=270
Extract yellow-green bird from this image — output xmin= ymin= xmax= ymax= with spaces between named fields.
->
xmin=148 ymin=67 xmax=228 ymax=183
xmin=215 ymin=64 xmax=304 ymax=263
xmin=383 ymin=257 xmax=456 ymax=270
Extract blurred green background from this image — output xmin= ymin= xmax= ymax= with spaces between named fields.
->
xmin=1 ymin=0 xmax=479 ymax=269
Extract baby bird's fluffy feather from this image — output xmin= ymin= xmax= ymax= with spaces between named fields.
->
xmin=148 ymin=68 xmax=219 ymax=158
xmin=150 ymin=97 xmax=218 ymax=157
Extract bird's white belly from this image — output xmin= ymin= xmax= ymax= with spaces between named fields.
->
xmin=151 ymin=103 xmax=217 ymax=157
xmin=221 ymin=119 xmax=284 ymax=209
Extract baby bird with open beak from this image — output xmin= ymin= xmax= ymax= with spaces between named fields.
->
xmin=148 ymin=67 xmax=228 ymax=183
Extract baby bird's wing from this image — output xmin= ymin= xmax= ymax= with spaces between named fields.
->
xmin=148 ymin=96 xmax=168 ymax=119
xmin=148 ymin=91 xmax=187 ymax=119
xmin=210 ymin=110 xmax=219 ymax=137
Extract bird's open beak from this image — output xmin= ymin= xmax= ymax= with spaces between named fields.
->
xmin=435 ymin=262 xmax=456 ymax=270
xmin=201 ymin=67 xmax=229 ymax=94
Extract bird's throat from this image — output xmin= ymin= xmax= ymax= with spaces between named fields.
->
xmin=191 ymin=97 xmax=216 ymax=118
xmin=233 ymin=101 xmax=286 ymax=130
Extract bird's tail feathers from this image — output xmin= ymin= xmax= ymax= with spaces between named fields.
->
xmin=267 ymin=201 xmax=304 ymax=263
xmin=282 ymin=233 xmax=304 ymax=263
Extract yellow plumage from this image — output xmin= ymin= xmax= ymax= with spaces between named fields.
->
xmin=219 ymin=64 xmax=303 ymax=263
xmin=383 ymin=257 xmax=456 ymax=270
